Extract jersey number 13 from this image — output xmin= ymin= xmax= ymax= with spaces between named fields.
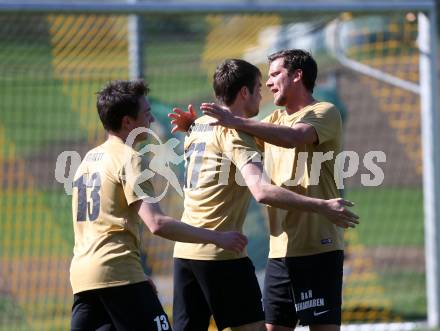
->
xmin=73 ymin=172 xmax=101 ymax=222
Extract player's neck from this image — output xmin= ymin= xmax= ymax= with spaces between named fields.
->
xmin=285 ymin=92 xmax=315 ymax=115
xmin=107 ymin=131 xmax=127 ymax=144
xmin=228 ymin=104 xmax=247 ymax=118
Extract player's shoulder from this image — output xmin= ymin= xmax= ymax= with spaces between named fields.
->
xmin=213 ymin=121 xmax=247 ymax=141
xmin=194 ymin=114 xmax=240 ymax=137
xmin=220 ymin=126 xmax=258 ymax=152
xmin=309 ymin=101 xmax=339 ymax=114
xmin=187 ymin=115 xmax=216 ymax=136
xmin=192 ymin=115 xmax=257 ymax=149
xmin=263 ymin=108 xmax=284 ymax=123
xmin=185 ymin=115 xmax=217 ymax=142
xmin=74 ymin=145 xmax=102 ymax=179
xmin=300 ymin=102 xmax=341 ymax=123
xmin=80 ymin=144 xmax=105 ymax=166
xmin=98 ymin=138 xmax=140 ymax=171
xmin=104 ymin=137 xmax=139 ymax=157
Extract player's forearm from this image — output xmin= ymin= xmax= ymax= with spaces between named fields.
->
xmin=153 ymin=215 xmax=218 ymax=245
xmin=137 ymin=201 xmax=217 ymax=244
xmin=256 ymin=184 xmax=324 ymax=213
xmin=234 ymin=117 xmax=299 ymax=148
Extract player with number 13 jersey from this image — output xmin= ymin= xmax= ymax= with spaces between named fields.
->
xmin=69 ymin=80 xmax=248 ymax=331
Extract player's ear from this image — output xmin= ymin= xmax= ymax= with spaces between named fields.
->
xmin=121 ymin=115 xmax=132 ymax=130
xmin=239 ymin=85 xmax=249 ymax=99
xmin=292 ymin=69 xmax=303 ymax=84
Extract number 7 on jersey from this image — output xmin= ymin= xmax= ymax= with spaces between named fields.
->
xmin=184 ymin=142 xmax=206 ymax=189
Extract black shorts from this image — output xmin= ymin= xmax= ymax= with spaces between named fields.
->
xmin=71 ymin=281 xmax=172 ymax=331
xmin=263 ymin=250 xmax=343 ymax=327
xmin=173 ymin=257 xmax=264 ymax=331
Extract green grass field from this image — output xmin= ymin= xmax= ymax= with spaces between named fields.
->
xmin=345 ymin=188 xmax=425 ymax=320
xmin=347 ymin=188 xmax=424 ymax=247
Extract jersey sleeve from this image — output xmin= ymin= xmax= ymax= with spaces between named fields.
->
xmin=298 ymin=105 xmax=342 ymax=145
xmin=121 ymin=154 xmax=156 ymax=205
xmin=218 ymin=128 xmax=262 ymax=170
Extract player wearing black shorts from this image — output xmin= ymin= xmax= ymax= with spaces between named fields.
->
xmin=198 ymin=50 xmax=355 ymax=331
xmin=172 ymin=59 xmax=358 ymax=331
xmin=71 ymin=282 xmax=170 ymax=331
xmin=69 ymin=80 xmax=247 ymax=331
xmin=264 ymin=251 xmax=344 ymax=328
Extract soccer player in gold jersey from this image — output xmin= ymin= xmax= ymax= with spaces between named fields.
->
xmin=170 ymin=59 xmax=358 ymax=331
xmin=199 ymin=50 xmax=349 ymax=331
xmin=69 ymin=80 xmax=247 ymax=331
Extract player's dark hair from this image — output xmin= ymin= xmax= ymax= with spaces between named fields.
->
xmin=96 ymin=79 xmax=149 ymax=132
xmin=213 ymin=59 xmax=261 ymax=106
xmin=268 ymin=49 xmax=317 ymax=93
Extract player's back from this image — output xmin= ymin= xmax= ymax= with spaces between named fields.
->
xmin=174 ymin=115 xmax=260 ymax=260
xmin=70 ymin=136 xmax=152 ymax=293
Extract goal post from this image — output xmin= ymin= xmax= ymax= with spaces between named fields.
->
xmin=419 ymin=8 xmax=440 ymax=328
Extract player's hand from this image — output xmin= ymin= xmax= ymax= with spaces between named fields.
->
xmin=215 ymin=231 xmax=248 ymax=254
xmin=200 ymin=103 xmax=239 ymax=128
xmin=320 ymin=198 xmax=359 ymax=229
xmin=168 ymin=104 xmax=197 ymax=133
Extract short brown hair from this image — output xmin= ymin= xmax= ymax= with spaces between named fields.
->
xmin=96 ymin=79 xmax=149 ymax=131
xmin=268 ymin=49 xmax=317 ymax=93
xmin=213 ymin=59 xmax=261 ymax=106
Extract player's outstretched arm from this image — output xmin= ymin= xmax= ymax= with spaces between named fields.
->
xmin=168 ymin=104 xmax=197 ymax=133
xmin=133 ymin=200 xmax=248 ymax=253
xmin=201 ymin=102 xmax=317 ymax=148
xmin=240 ymin=161 xmax=359 ymax=229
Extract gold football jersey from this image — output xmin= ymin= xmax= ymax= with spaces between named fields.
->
xmin=174 ymin=116 xmax=260 ymax=260
xmin=262 ymin=102 xmax=344 ymax=257
xmin=70 ymin=136 xmax=154 ymax=294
